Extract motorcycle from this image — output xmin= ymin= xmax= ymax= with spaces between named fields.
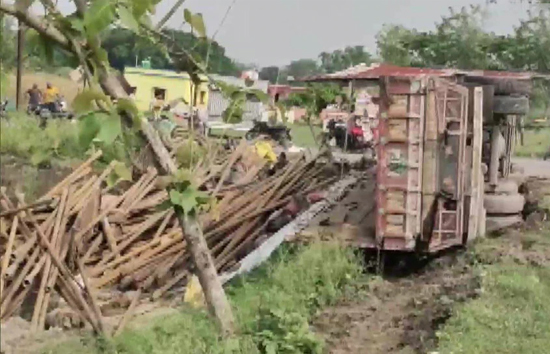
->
xmin=27 ymin=97 xmax=73 ymax=121
xmin=325 ymin=118 xmax=376 ymax=158
xmin=245 ymin=120 xmax=292 ymax=148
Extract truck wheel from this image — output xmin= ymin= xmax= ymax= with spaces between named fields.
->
xmin=484 ymin=193 xmax=525 ymax=215
xmin=486 ymin=215 xmax=523 ymax=233
xmin=507 ymin=172 xmax=527 ymax=186
xmin=463 ymin=77 xmax=532 ymax=96
xmin=485 ymin=180 xmax=519 ymax=195
xmin=493 ymin=96 xmax=530 ymax=115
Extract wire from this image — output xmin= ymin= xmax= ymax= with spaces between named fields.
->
xmin=206 ymin=0 xmax=238 ymax=67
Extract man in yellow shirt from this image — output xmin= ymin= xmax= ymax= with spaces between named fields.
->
xmin=43 ymin=83 xmax=60 ymax=112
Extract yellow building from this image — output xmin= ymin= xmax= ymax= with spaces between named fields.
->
xmin=124 ymin=67 xmax=209 ymax=112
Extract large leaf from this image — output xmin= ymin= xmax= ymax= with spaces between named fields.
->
xmin=118 ymin=5 xmax=140 ymax=33
xmin=78 ymin=113 xmax=101 ymax=149
xmin=72 ymin=89 xmax=110 ymax=113
xmin=68 ymin=18 xmax=85 ymax=33
xmin=169 ymin=187 xmax=209 ymax=215
xmin=184 ymin=9 xmax=206 ymax=38
xmin=84 ymin=0 xmax=116 ymax=36
xmin=96 ymin=113 xmax=122 ymax=145
xmin=113 ymin=161 xmax=132 ymax=181
xmin=116 ymin=98 xmax=139 ymax=117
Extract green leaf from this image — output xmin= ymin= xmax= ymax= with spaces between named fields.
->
xmin=78 ymin=113 xmax=101 ymax=149
xmin=118 ymin=5 xmax=140 ymax=33
xmin=139 ymin=15 xmax=153 ymax=29
xmin=117 ymin=98 xmax=139 ymax=117
xmin=96 ymin=48 xmax=109 ymax=64
xmin=96 ymin=113 xmax=122 ymax=145
xmin=132 ymin=0 xmax=150 ymax=18
xmin=68 ymin=18 xmax=85 ymax=33
xmin=169 ymin=187 xmax=204 ymax=215
xmin=72 ymin=89 xmax=110 ymax=113
xmin=113 ymin=161 xmax=132 ymax=181
xmin=184 ymin=9 xmax=206 ymax=38
xmin=84 ymin=0 xmax=116 ymax=36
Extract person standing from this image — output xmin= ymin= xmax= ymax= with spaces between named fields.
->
xmin=43 ymin=82 xmax=60 ymax=112
xmin=26 ymin=84 xmax=42 ymax=112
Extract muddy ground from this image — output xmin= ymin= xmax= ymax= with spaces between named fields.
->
xmin=0 ymin=155 xmax=73 ymax=201
xmin=313 ymin=175 xmax=550 ymax=354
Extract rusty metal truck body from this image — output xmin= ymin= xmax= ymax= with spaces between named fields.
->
xmin=373 ymin=76 xmax=488 ymax=253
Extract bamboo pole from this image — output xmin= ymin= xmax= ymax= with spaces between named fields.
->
xmin=32 ymin=188 xmax=69 ymax=331
xmin=113 ymin=289 xmax=141 ymax=336
xmin=0 ymin=215 xmax=19 ymax=295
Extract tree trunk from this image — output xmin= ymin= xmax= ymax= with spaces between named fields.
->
xmin=176 ymin=210 xmax=235 ymax=334
xmin=100 ymin=74 xmax=235 ymax=335
xmin=0 ymin=2 xmax=236 ymax=336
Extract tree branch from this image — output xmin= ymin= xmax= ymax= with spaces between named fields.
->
xmin=73 ymin=0 xmax=87 ymax=17
xmin=156 ymin=0 xmax=186 ymax=30
xmin=0 ymin=2 xmax=70 ymax=50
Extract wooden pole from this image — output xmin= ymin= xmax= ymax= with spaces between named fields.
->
xmin=15 ymin=20 xmax=24 ymax=110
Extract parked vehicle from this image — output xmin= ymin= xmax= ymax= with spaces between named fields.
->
xmin=245 ymin=120 xmax=292 ymax=148
xmin=28 ymin=97 xmax=73 ymax=121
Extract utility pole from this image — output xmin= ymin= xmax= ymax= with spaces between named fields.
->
xmin=15 ymin=20 xmax=24 ymax=110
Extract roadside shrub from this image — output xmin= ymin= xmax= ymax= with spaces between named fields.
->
xmin=0 ymin=113 xmax=84 ymax=165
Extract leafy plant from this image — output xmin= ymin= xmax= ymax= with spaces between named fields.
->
xmin=253 ymin=309 xmax=323 ymax=354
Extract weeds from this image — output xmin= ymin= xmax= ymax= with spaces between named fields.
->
xmin=438 ymin=222 xmax=550 ymax=354
xmin=46 ymin=243 xmax=365 ymax=354
xmin=0 ymin=113 xmax=85 ymax=165
xmin=515 ymin=128 xmax=550 ymax=159
xmin=0 ymin=113 xmax=138 ymax=167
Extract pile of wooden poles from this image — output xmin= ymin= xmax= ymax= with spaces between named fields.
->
xmin=0 ymin=144 xmax=336 ymax=335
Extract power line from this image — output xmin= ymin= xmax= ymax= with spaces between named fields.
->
xmin=206 ymin=0 xmax=238 ymax=67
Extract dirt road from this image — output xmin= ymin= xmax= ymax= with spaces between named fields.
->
xmin=512 ymin=157 xmax=550 ymax=178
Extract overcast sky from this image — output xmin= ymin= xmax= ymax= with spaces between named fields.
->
xmin=39 ymin=0 xmax=539 ymax=66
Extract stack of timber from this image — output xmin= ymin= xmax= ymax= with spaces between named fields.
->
xmin=0 ymin=144 xmax=337 ymax=336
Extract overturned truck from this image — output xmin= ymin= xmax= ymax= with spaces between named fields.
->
xmin=364 ymin=74 xmax=529 ymax=252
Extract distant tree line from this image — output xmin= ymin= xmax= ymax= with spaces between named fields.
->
xmin=258 ymin=6 xmax=548 ymax=77
xmin=0 ymin=20 xmax=242 ymax=77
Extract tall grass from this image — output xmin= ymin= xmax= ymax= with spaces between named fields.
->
xmin=0 ymin=113 xmax=85 ymax=166
xmin=47 ymin=243 xmax=365 ymax=354
xmin=0 ymin=113 xmax=138 ymax=167
xmin=438 ymin=223 xmax=550 ymax=354
xmin=514 ymin=128 xmax=550 ymax=159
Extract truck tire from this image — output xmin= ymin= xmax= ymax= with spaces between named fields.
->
xmin=493 ymin=96 xmax=530 ymax=115
xmin=485 ymin=180 xmax=519 ymax=195
xmin=507 ymin=172 xmax=527 ymax=186
xmin=484 ymin=193 xmax=525 ymax=215
xmin=463 ymin=77 xmax=532 ymax=96
xmin=486 ymin=215 xmax=523 ymax=233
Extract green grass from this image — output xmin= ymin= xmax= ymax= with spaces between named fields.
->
xmin=438 ymin=224 xmax=550 ymax=354
xmin=0 ymin=113 xmax=139 ymax=167
xmin=0 ymin=113 xmax=85 ymax=166
xmin=515 ymin=128 xmax=550 ymax=159
xmin=289 ymin=123 xmax=322 ymax=148
xmin=46 ymin=243 xmax=365 ymax=354
xmin=207 ymin=123 xmax=322 ymax=149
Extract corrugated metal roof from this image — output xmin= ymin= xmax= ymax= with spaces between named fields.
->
xmin=301 ymin=63 xmax=546 ymax=82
